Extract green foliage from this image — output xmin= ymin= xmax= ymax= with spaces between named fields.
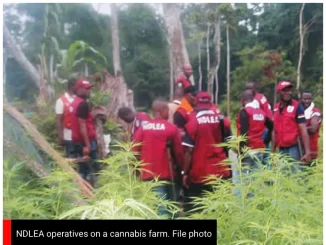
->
xmin=58 ymin=40 xmax=108 ymax=78
xmin=119 ymin=3 xmax=169 ymax=109
xmin=4 ymin=138 xmax=323 ymax=243
xmin=103 ymin=120 xmax=125 ymax=144
xmin=29 ymin=98 xmax=58 ymax=146
xmin=89 ymin=88 xmax=110 ymax=108
xmin=229 ymin=45 xmax=297 ymax=109
xmin=3 ymin=157 xmax=79 ymax=219
xmin=188 ymin=137 xmax=323 ymax=244
xmin=4 ymin=142 xmax=180 ymax=220
xmin=4 ymin=3 xmax=322 ymax=109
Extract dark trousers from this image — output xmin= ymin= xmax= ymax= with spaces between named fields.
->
xmin=72 ymin=140 xmax=99 ymax=186
xmin=64 ymin=140 xmax=75 ymax=158
xmin=183 ymin=182 xmax=214 ymax=214
xmin=152 ymin=182 xmax=180 ymax=219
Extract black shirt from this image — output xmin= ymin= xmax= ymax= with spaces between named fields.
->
xmin=76 ymin=101 xmax=89 ymax=119
xmin=173 ymin=111 xmax=187 ymax=129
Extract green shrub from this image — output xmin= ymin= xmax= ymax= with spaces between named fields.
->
xmin=188 ymin=137 xmax=323 ymax=244
xmin=3 ymin=139 xmax=323 ymax=243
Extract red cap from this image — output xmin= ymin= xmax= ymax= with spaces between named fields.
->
xmin=196 ymin=92 xmax=212 ymax=110
xmin=176 ymin=76 xmax=191 ymax=92
xmin=276 ymin=81 xmax=293 ymax=92
xmin=75 ymin=79 xmax=93 ymax=89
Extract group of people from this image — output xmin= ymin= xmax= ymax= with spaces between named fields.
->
xmin=55 ymin=65 xmax=322 ymax=217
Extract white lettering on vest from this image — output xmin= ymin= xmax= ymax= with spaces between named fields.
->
xmin=143 ymin=123 xmax=165 ymax=130
xmin=197 ymin=116 xmax=219 ymax=124
xmin=253 ymin=114 xmax=265 ymax=121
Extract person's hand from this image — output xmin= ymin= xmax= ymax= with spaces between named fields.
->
xmin=83 ymin=144 xmax=91 ymax=156
xmin=301 ymin=153 xmax=311 ymax=164
xmin=182 ymin=175 xmax=190 ymax=189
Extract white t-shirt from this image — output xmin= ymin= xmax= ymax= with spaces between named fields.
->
xmin=55 ymin=92 xmax=75 ymax=141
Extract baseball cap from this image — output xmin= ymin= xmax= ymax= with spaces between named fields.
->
xmin=176 ymin=76 xmax=192 ymax=92
xmin=75 ymin=79 xmax=93 ymax=89
xmin=196 ymin=91 xmax=212 ymax=110
xmin=276 ymin=81 xmax=293 ymax=92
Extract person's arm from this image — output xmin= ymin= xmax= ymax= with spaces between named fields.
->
xmin=261 ymin=96 xmax=273 ymax=120
xmin=239 ymin=109 xmax=249 ymax=153
xmin=132 ymin=127 xmax=143 ymax=161
xmin=298 ymin=123 xmax=311 ymax=163
xmin=173 ymin=111 xmax=186 ymax=137
xmin=223 ymin=116 xmax=233 ymax=139
xmin=76 ymin=101 xmax=91 ymax=154
xmin=307 ymin=112 xmax=322 ymax=134
xmin=182 ymin=120 xmax=197 ymax=188
xmin=181 ymin=133 xmax=194 ymax=189
xmin=55 ymin=99 xmax=64 ymax=145
xmin=171 ymin=127 xmax=185 ymax=170
xmin=296 ymin=104 xmax=310 ymax=163
xmin=264 ymin=117 xmax=274 ymax=145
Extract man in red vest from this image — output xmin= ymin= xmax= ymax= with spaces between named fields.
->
xmin=118 ymin=107 xmax=151 ymax=140
xmin=132 ymin=99 xmax=184 ymax=218
xmin=70 ymin=78 xmax=98 ymax=186
xmin=55 ymin=77 xmax=77 ymax=157
xmin=236 ymin=89 xmax=273 ymax=173
xmin=245 ymin=81 xmax=273 ymax=119
xmin=177 ymin=65 xmax=193 ymax=90
xmin=272 ymin=81 xmax=311 ymax=170
xmin=301 ymin=91 xmax=322 ymax=164
xmin=182 ymin=92 xmax=231 ymax=213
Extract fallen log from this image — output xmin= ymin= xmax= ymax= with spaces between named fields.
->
xmin=4 ymin=138 xmax=88 ymax=206
xmin=4 ymin=101 xmax=94 ymax=198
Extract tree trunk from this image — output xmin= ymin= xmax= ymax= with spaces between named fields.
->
xmin=226 ymin=24 xmax=230 ymax=117
xmin=198 ymin=40 xmax=202 ymax=91
xmin=169 ymin=43 xmax=174 ymax=101
xmin=214 ymin=17 xmax=221 ymax=104
xmin=49 ymin=55 xmax=54 ymax=84
xmin=110 ymin=3 xmax=134 ymax=112
xmin=206 ymin=23 xmax=212 ymax=95
xmin=37 ymin=64 xmax=46 ymax=104
xmin=95 ymin=117 xmax=105 ymax=160
xmin=296 ymin=3 xmax=305 ymax=98
xmin=111 ymin=3 xmax=122 ymax=76
xmin=4 ymin=50 xmax=8 ymax=99
xmin=163 ymin=3 xmax=194 ymax=85
xmin=3 ymin=25 xmax=54 ymax=97
xmin=85 ymin=63 xmax=89 ymax=77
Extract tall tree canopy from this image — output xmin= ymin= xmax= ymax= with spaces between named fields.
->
xmin=4 ymin=3 xmax=323 ymax=113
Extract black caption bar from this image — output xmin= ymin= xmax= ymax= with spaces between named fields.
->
xmin=11 ymin=220 xmax=217 ymax=245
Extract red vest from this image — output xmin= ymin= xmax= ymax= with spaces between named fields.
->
xmin=133 ymin=119 xmax=184 ymax=181
xmin=273 ymin=100 xmax=300 ymax=148
xmin=60 ymin=95 xmax=73 ymax=129
xmin=306 ymin=107 xmax=322 ymax=159
xmin=236 ymin=104 xmax=266 ymax=149
xmin=70 ymin=97 xmax=96 ymax=143
xmin=185 ymin=110 xmax=230 ymax=183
